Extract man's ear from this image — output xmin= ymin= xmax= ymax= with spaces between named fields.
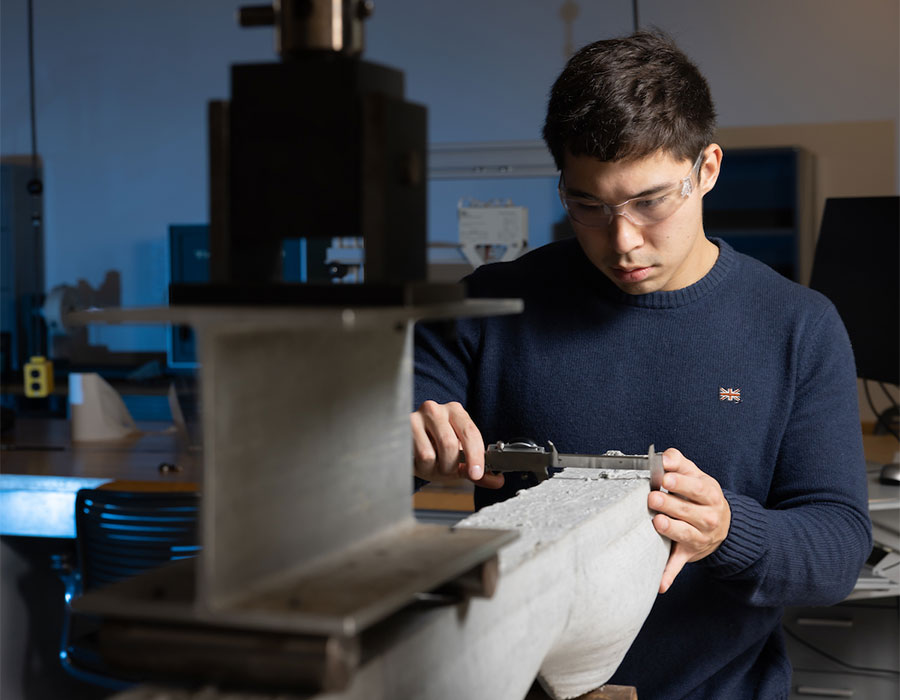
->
xmin=699 ymin=143 xmax=723 ymax=196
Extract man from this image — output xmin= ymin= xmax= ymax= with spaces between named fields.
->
xmin=411 ymin=31 xmax=871 ymax=700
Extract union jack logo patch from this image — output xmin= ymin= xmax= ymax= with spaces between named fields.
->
xmin=719 ymin=387 xmax=741 ymax=403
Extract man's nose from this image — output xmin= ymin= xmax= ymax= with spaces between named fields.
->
xmin=608 ymin=211 xmax=643 ymax=255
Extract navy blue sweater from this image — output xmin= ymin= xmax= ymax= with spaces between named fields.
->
xmin=414 ymin=238 xmax=872 ymax=700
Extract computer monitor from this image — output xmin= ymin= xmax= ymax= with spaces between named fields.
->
xmin=809 ymin=196 xmax=899 ymax=386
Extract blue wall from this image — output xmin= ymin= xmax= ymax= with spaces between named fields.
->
xmin=1 ymin=0 xmax=897 ymax=351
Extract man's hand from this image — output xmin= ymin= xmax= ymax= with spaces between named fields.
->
xmin=649 ymin=448 xmax=731 ymax=594
xmin=411 ymin=400 xmax=504 ymax=489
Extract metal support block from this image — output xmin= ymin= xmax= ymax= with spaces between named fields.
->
xmin=69 ymin=299 xmax=522 ymax=690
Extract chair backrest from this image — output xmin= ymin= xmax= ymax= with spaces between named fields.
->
xmin=74 ymin=488 xmax=200 ymax=592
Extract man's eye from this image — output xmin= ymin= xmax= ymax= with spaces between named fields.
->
xmin=635 ymin=195 xmax=668 ymax=210
xmin=569 ymin=199 xmax=601 ymax=212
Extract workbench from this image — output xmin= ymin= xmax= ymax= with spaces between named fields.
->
xmin=1 ymin=418 xmax=199 ymax=538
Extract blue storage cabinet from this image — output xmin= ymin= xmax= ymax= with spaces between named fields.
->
xmin=703 ymin=147 xmax=806 ymax=281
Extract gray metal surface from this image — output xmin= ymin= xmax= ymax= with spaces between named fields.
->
xmin=101 ymin=620 xmax=361 ymax=694
xmin=65 ymin=299 xmax=522 ymax=330
xmin=197 ymin=318 xmax=415 ymax=608
xmin=74 ymin=522 xmax=515 ymax=636
xmin=69 ymin=300 xmax=522 ymax=636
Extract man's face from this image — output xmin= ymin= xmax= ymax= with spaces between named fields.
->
xmin=561 ymin=146 xmax=722 ymax=294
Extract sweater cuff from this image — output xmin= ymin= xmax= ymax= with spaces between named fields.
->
xmin=702 ymin=490 xmax=768 ymax=578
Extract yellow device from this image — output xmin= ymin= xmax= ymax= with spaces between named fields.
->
xmin=24 ymin=356 xmax=54 ymax=398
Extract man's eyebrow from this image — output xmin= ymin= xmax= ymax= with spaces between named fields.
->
xmin=562 ymin=179 xmax=677 ymax=202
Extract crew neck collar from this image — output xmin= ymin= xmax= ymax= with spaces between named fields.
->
xmin=574 ymin=238 xmax=736 ymax=309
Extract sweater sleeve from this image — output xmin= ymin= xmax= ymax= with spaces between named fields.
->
xmin=413 ymin=318 xmax=476 ymax=409
xmin=702 ymin=303 xmax=873 ymax=607
xmin=411 ymin=317 xmax=480 ymax=492
xmin=414 ymin=260 xmax=510 ymax=408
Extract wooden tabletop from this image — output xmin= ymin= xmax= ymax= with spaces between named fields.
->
xmin=1 ymin=417 xmax=201 ymax=483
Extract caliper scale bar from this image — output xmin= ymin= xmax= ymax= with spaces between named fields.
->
xmin=463 ymin=441 xmax=664 ymax=491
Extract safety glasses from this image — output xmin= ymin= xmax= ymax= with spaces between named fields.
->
xmin=558 ymin=151 xmax=705 ymax=229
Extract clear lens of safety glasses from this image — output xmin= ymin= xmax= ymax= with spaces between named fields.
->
xmin=559 ymin=152 xmax=704 ymax=229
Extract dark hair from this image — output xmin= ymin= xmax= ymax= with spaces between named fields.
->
xmin=542 ymin=31 xmax=716 ymax=169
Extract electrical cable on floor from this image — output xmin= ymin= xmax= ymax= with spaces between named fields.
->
xmin=783 ymin=626 xmax=900 ymax=678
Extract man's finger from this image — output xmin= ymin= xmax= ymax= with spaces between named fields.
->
xmin=659 ymin=545 xmax=691 ymax=594
xmin=447 ymin=403 xmax=486 ymax=482
xmin=455 ymin=459 xmax=505 ymax=489
xmin=475 ymin=471 xmax=505 ymax=489
xmin=652 ymin=511 xmax=702 ymax=545
xmin=662 ymin=448 xmax=702 ymax=476
xmin=650 ymin=489 xmax=706 ymax=527
xmin=419 ymin=406 xmax=466 ymax=478
xmin=410 ymin=411 xmax=436 ymax=470
xmin=661 ymin=471 xmax=717 ymax=507
xmin=660 ymin=449 xmax=724 ymax=508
